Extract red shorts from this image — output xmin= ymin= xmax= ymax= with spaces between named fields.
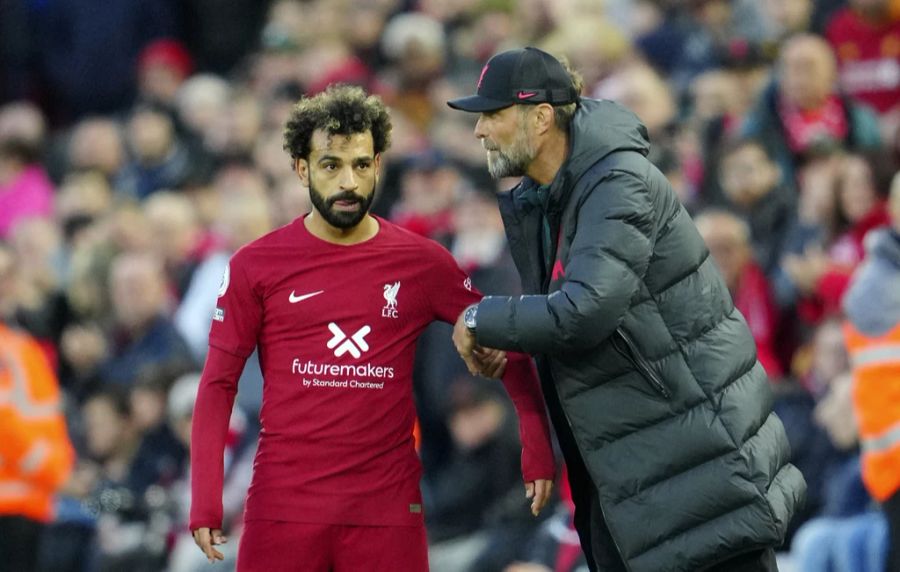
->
xmin=236 ymin=519 xmax=429 ymax=572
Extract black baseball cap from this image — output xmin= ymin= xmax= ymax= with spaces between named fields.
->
xmin=447 ymin=47 xmax=579 ymax=113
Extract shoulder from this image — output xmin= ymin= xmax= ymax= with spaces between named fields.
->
xmin=230 ymin=220 xmax=299 ymax=267
xmin=378 ymin=218 xmax=456 ymax=262
xmin=580 ymin=155 xmax=653 ymax=203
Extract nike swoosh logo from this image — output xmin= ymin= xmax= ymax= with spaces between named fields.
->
xmin=289 ymin=290 xmax=324 ymax=303
xmin=517 ymin=91 xmax=537 ymax=99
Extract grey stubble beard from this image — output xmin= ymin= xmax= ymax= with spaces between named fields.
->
xmin=484 ymin=114 xmax=536 ymax=180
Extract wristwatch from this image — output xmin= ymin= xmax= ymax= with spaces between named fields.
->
xmin=463 ymin=303 xmax=478 ymax=334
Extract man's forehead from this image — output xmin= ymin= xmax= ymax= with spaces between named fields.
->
xmin=309 ymin=129 xmax=375 ymax=156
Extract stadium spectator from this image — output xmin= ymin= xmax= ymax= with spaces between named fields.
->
xmin=119 ymin=102 xmax=209 ymax=200
xmin=6 ymin=219 xmax=70 ymax=368
xmin=79 ymin=386 xmax=171 ymax=571
xmin=717 ymin=138 xmax=796 ymax=275
xmin=61 ymin=252 xmax=195 ymax=395
xmin=743 ymin=33 xmax=882 ymax=185
xmin=426 ymin=376 xmax=539 ymax=572
xmin=777 ymin=152 xmax=889 ymax=328
xmin=825 ymin=0 xmax=900 ymax=121
xmin=390 ymin=150 xmax=462 ymax=239
xmin=0 ymin=103 xmax=54 ymax=239
xmin=831 ymin=152 xmax=891 ymax=270
xmin=696 ymin=210 xmax=785 ymax=378
xmin=142 ymin=191 xmax=214 ymax=300
xmin=137 ymin=39 xmax=194 ymax=108
xmin=174 ymin=74 xmax=232 ymax=154
xmin=64 ymin=118 xmax=128 ymax=186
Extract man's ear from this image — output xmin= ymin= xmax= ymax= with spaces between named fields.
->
xmin=533 ymin=103 xmax=556 ymax=135
xmin=295 ymin=158 xmax=309 ymax=186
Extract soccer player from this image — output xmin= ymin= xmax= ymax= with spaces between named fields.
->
xmin=189 ymin=85 xmax=555 ymax=571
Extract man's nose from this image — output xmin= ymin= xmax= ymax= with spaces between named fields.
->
xmin=339 ymin=165 xmax=358 ymax=190
xmin=474 ymin=115 xmax=487 ymax=139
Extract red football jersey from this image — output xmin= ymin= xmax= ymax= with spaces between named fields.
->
xmin=190 ymin=216 xmax=553 ymax=530
xmin=826 ymin=8 xmax=900 ymax=114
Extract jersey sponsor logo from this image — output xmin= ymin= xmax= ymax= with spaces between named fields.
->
xmin=382 ymin=281 xmax=400 ymax=318
xmin=292 ymin=359 xmax=394 ymax=390
xmin=289 ymin=290 xmax=324 ymax=303
xmin=213 ymin=307 xmax=225 ymax=322
xmin=327 ymin=322 xmax=371 ymax=358
xmin=218 ymin=264 xmax=230 ymax=297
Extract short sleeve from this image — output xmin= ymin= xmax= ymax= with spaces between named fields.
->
xmin=208 ymin=252 xmax=262 ymax=358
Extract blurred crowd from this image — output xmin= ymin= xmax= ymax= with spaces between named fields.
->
xmin=2 ymin=0 xmax=900 ymax=571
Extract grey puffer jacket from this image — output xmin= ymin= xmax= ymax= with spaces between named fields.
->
xmin=476 ymin=99 xmax=806 ymax=572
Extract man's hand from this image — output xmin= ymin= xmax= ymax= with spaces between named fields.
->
xmin=474 ymin=347 xmax=508 ymax=379
xmin=453 ymin=310 xmax=508 ymax=378
xmin=192 ymin=527 xmax=227 ymax=563
xmin=525 ymin=479 xmax=553 ymax=516
xmin=453 ymin=309 xmax=480 ymax=375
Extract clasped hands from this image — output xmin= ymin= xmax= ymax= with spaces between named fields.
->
xmin=452 ymin=308 xmax=507 ymax=379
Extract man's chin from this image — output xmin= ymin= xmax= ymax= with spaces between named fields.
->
xmin=323 ymin=209 xmax=368 ymax=229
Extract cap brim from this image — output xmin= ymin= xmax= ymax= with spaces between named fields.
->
xmin=446 ymin=95 xmax=512 ymax=112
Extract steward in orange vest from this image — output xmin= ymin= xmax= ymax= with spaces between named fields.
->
xmin=843 ymin=207 xmax=900 ymax=570
xmin=0 ymin=322 xmax=74 ymax=571
xmin=843 ymin=321 xmax=900 ymax=502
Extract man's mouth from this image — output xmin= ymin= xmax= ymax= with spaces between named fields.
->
xmin=332 ymin=199 xmax=360 ymax=211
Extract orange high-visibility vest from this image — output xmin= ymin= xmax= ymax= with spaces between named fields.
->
xmin=844 ymin=320 xmax=900 ymax=502
xmin=0 ymin=324 xmax=74 ymax=522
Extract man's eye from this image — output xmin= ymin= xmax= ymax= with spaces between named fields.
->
xmin=356 ymin=162 xmax=371 ymax=170
xmin=323 ymin=163 xmax=337 ymax=171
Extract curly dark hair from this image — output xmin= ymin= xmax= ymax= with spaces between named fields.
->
xmin=282 ymin=84 xmax=392 ymax=164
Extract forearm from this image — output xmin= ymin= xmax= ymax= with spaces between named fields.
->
xmin=189 ymin=346 xmax=244 ymax=530
xmin=498 ymin=353 xmax=555 ymax=482
xmin=477 ymin=276 xmax=632 ymax=354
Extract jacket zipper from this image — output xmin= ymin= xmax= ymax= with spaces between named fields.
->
xmin=614 ymin=328 xmax=671 ymax=399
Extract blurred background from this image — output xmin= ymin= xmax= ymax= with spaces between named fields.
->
xmin=1 ymin=0 xmax=900 ymax=571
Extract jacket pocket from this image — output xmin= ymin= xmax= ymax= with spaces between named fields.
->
xmin=612 ymin=328 xmax=671 ymax=399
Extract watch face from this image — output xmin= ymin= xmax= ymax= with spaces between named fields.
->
xmin=465 ymin=306 xmax=477 ymax=328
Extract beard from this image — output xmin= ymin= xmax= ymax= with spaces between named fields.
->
xmin=308 ymin=173 xmax=375 ymax=229
xmin=484 ymin=117 xmax=536 ymax=179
